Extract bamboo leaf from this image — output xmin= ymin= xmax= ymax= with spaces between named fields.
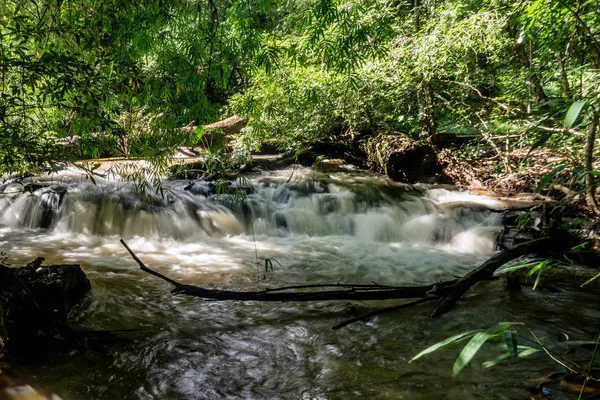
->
xmin=499 ymin=262 xmax=540 ymax=274
xmin=453 ymin=331 xmax=492 ymax=377
xmin=482 ymin=346 xmax=539 ymax=368
xmin=482 ymin=352 xmax=511 ymax=368
xmin=517 ymin=347 xmax=540 ymax=358
xmin=503 ymin=332 xmax=518 ymax=359
xmin=536 ymin=164 xmax=568 ymax=193
xmin=527 ymin=261 xmax=544 ymax=277
xmin=409 ymin=330 xmax=480 ymax=363
xmin=532 ymin=260 xmax=548 ymax=290
xmin=564 ymin=101 xmax=589 ymax=129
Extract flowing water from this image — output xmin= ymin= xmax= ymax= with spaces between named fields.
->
xmin=0 ymin=167 xmax=598 ymax=399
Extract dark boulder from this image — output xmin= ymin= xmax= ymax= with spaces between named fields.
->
xmin=0 ymin=261 xmax=90 ymax=355
xmin=364 ymin=133 xmax=438 ymax=183
xmin=12 ymin=263 xmax=91 ymax=320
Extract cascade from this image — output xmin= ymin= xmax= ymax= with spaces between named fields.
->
xmin=0 ymin=169 xmax=503 ymax=254
xmin=0 ymin=167 xmax=537 ymax=400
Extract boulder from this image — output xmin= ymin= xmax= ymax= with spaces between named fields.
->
xmin=364 ymin=133 xmax=438 ymax=183
xmin=0 ymin=261 xmax=90 ymax=355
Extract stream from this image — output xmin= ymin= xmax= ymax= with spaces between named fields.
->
xmin=0 ymin=166 xmax=598 ymax=399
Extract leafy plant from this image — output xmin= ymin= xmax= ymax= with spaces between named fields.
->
xmin=411 ymin=321 xmax=600 ymax=382
xmin=499 ymin=258 xmax=560 ymax=290
xmin=410 ymin=322 xmax=537 ymax=377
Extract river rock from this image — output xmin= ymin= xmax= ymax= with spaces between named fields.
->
xmin=0 ymin=261 xmax=90 ymax=354
xmin=364 ymin=133 xmax=438 ymax=183
xmin=11 ymin=263 xmax=91 ymax=320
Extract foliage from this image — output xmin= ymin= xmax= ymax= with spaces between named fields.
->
xmin=0 ymin=0 xmax=277 ymax=174
xmin=410 ymin=322 xmax=538 ymax=377
xmin=411 ymin=321 xmax=600 ymax=380
xmin=0 ymin=0 xmax=599 ymax=201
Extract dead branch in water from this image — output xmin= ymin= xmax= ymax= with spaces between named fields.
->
xmin=120 ymin=236 xmax=568 ymax=328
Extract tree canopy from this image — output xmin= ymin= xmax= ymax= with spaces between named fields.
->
xmin=1 ymin=0 xmax=599 ymax=194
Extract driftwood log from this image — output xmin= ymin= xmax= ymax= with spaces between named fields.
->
xmin=121 ymin=235 xmax=574 ymax=328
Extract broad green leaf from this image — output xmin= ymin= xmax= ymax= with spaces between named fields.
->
xmin=564 ymin=101 xmax=589 ymax=129
xmin=453 ymin=331 xmax=492 ymax=377
xmin=409 ymin=330 xmax=480 ymax=363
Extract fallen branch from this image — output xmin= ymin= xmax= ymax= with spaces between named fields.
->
xmin=332 ymin=297 xmax=436 ymax=330
xmin=120 ymin=239 xmax=447 ymax=301
xmin=121 ymin=236 xmax=567 ymax=327
xmin=430 ymin=236 xmax=567 ymax=318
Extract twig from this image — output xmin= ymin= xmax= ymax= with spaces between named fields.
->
xmin=120 ymin=239 xmax=182 ymax=287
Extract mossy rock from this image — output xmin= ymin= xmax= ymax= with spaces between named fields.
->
xmin=364 ymin=133 xmax=438 ymax=183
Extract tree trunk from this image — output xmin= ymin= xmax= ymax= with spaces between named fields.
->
xmin=413 ymin=0 xmax=437 ymax=143
xmin=585 ymin=111 xmax=600 ymax=217
xmin=557 ymin=51 xmax=572 ymax=99
xmin=513 ymin=40 xmax=549 ymax=109
xmin=417 ymin=80 xmax=437 ymax=143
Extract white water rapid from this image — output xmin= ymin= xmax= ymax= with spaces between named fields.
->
xmin=4 ymin=167 xmax=584 ymax=400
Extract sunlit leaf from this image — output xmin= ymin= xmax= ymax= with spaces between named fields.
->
xmin=453 ymin=331 xmax=491 ymax=377
xmin=564 ymin=101 xmax=589 ymax=129
xmin=409 ymin=330 xmax=480 ymax=363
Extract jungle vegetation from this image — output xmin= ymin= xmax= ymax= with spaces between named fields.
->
xmin=1 ymin=0 xmax=599 ymax=205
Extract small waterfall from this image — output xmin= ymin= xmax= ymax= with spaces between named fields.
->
xmin=0 ymin=183 xmax=66 ymax=229
xmin=0 ymin=171 xmax=504 ymax=253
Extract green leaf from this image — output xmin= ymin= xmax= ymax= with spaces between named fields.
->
xmin=503 ymin=332 xmax=518 ymax=359
xmin=409 ymin=330 xmax=480 ymax=363
xmin=482 ymin=346 xmax=539 ymax=368
xmin=564 ymin=101 xmax=589 ymax=129
xmin=531 ymin=260 xmax=549 ymax=290
xmin=453 ymin=331 xmax=492 ymax=377
xmin=517 ymin=346 xmax=540 ymax=358
xmin=265 ymin=259 xmax=273 ymax=272
xmin=499 ymin=262 xmax=540 ymax=274
xmin=482 ymin=352 xmax=511 ymax=368
xmin=536 ymin=164 xmax=567 ymax=193
xmin=527 ymin=261 xmax=545 ymax=278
